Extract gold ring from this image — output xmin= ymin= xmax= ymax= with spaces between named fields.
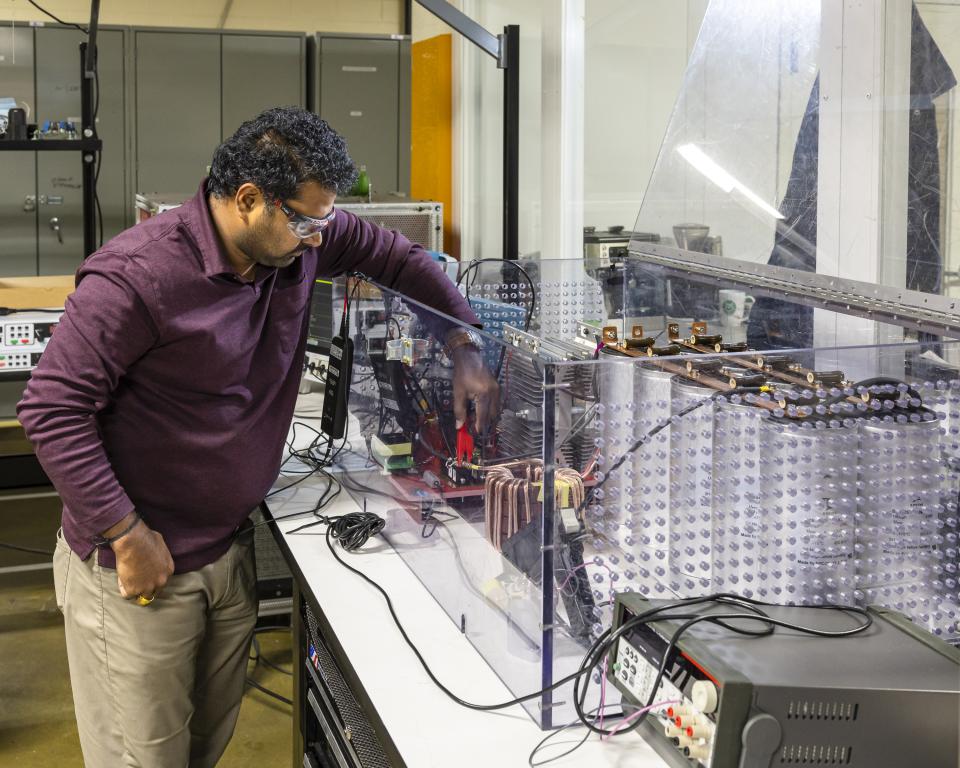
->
xmin=135 ymin=594 xmax=155 ymax=606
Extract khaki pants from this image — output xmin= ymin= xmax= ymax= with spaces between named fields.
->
xmin=53 ymin=528 xmax=258 ymax=768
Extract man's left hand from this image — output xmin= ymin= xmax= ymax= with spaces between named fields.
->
xmin=451 ymin=346 xmax=500 ymax=435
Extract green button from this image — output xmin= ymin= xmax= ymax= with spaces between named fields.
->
xmin=10 ymin=340 xmax=17 ymax=345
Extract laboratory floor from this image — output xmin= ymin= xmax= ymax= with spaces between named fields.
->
xmin=0 ymin=570 xmax=293 ymax=766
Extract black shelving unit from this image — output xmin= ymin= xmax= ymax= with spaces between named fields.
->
xmin=0 ymin=139 xmax=101 ymax=151
xmin=0 ymin=4 xmax=101 ymax=259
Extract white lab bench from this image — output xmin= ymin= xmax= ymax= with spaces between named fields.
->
xmin=264 ymin=393 xmax=671 ymax=768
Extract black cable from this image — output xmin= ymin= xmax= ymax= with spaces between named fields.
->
xmin=93 ymin=66 xmax=103 ymax=248
xmin=245 ymin=624 xmax=294 ymax=705
xmin=455 ymin=259 xmax=537 ymax=332
xmin=312 ymin=508 xmax=872 ymax=726
xmin=284 ymin=474 xmax=343 ymax=534
xmin=456 ymin=258 xmax=537 ymax=379
xmin=0 ymin=540 xmax=54 ymax=556
xmin=266 ymin=422 xmax=338 ymax=498
xmin=420 ymin=508 xmax=456 ymax=538
xmin=250 ymin=634 xmax=293 ymax=676
xmin=822 ymin=376 xmax=921 ymax=406
xmin=574 ymin=393 xmax=720 ymax=520
xmin=337 ymin=473 xmax=401 ymax=500
xmin=528 ymin=705 xmax=622 ymax=767
xmin=322 ymin=522 xmax=604 ymax=710
xmin=245 ymin=676 xmax=292 ymax=706
xmin=0 ymin=307 xmax=63 ymax=315
xmin=254 ymin=625 xmax=292 ymax=634
xmin=26 ymin=0 xmax=87 ymax=33
xmin=265 ymin=460 xmax=329 ymax=498
xmin=572 ymin=597 xmax=772 ymax=736
xmin=571 ymin=594 xmax=873 ymax=738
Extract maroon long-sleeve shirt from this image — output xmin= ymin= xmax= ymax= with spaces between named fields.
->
xmin=18 ymin=182 xmax=477 ymax=572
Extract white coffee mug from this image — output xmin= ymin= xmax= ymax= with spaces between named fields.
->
xmin=719 ymin=290 xmax=754 ymax=325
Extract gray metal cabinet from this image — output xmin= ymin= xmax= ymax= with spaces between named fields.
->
xmin=134 ymin=30 xmax=306 ymax=196
xmin=314 ymin=35 xmax=410 ymax=195
xmin=35 ymin=27 xmax=127 ymax=275
xmin=135 ymin=31 xmax=220 ymax=195
xmin=0 ymin=26 xmax=37 ymax=276
xmin=222 ymin=35 xmax=305 ymax=139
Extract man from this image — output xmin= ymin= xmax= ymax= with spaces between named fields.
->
xmin=18 ymin=106 xmax=498 ymax=767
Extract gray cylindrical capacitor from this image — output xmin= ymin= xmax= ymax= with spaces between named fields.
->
xmin=597 ymin=354 xmax=673 ymax=595
xmin=712 ymin=399 xmax=768 ymax=598
xmin=596 ymin=352 xmax=636 ymax=536
xmin=856 ymin=415 xmax=942 ymax=621
xmin=634 ymin=365 xmax=675 ymax=581
xmin=669 ymin=378 xmax=715 ymax=597
xmin=928 ymin=381 xmax=960 ymax=641
xmin=763 ymin=419 xmax=858 ymax=606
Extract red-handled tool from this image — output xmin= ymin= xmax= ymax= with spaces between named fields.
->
xmin=456 ymin=425 xmax=474 ymax=464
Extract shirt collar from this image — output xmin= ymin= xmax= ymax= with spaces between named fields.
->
xmin=181 ymin=179 xmax=243 ymax=278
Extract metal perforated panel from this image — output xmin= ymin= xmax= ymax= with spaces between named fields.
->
xmin=304 ymin=604 xmax=392 ymax=768
xmin=339 ymin=202 xmax=442 ymax=252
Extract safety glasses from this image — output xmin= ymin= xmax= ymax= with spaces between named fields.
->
xmin=275 ymin=200 xmax=336 ymax=239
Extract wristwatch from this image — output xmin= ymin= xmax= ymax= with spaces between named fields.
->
xmin=444 ymin=328 xmax=484 ymax=356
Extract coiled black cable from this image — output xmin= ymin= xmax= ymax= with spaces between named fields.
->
xmin=329 ymin=512 xmax=385 ymax=551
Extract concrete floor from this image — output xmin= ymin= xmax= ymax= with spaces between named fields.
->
xmin=0 ymin=572 xmax=293 ymax=767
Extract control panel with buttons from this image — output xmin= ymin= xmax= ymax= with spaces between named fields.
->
xmin=613 ymin=638 xmax=717 ymax=766
xmin=0 ymin=310 xmax=63 ymax=377
xmin=610 ymin=593 xmax=960 ymax=768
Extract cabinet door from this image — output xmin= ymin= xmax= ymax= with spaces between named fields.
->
xmin=0 ymin=27 xmax=37 ymax=275
xmin=319 ymin=38 xmax=400 ymax=194
xmin=135 ymin=31 xmax=220 ymax=195
xmin=222 ymin=35 xmax=304 ymax=140
xmin=35 ymin=27 xmax=126 ymax=274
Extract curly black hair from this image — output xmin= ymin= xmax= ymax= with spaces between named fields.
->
xmin=207 ymin=106 xmax=358 ymax=201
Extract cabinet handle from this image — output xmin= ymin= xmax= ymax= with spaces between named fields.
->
xmin=49 ymin=217 xmax=63 ymax=244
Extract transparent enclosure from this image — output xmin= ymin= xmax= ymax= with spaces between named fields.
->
xmin=324 ymin=257 xmax=960 ymax=730
xmin=631 ymin=0 xmax=960 ymax=322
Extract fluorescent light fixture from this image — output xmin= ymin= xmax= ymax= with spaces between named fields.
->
xmin=677 ymin=143 xmax=784 ymax=220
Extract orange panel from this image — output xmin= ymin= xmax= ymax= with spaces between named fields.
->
xmin=411 ymin=34 xmax=456 ymax=260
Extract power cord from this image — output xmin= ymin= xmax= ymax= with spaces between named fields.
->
xmin=92 ymin=63 xmax=103 ymax=247
xmin=316 ymin=517 xmax=602 ymax=711
xmin=0 ymin=540 xmax=54 ymax=557
xmin=245 ymin=626 xmax=294 ymax=706
xmin=569 ymin=593 xmax=872 ymax=740
xmin=573 ymin=392 xmax=721 ymax=521
xmin=26 ymin=0 xmax=87 ymax=33
xmin=245 ymin=677 xmax=292 ymax=706
xmin=317 ymin=516 xmax=872 ymax=744
xmin=455 ymin=258 xmax=537 ymax=333
xmin=0 ymin=307 xmax=62 ymax=315
xmin=456 ymin=258 xmax=537 ymax=378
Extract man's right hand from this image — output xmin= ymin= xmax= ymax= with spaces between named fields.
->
xmin=105 ymin=514 xmax=175 ymax=600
